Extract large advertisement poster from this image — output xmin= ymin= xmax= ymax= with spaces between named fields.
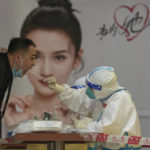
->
xmin=1 ymin=0 xmax=150 ymax=137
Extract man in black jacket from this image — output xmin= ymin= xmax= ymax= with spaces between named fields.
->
xmin=0 ymin=37 xmax=37 ymax=120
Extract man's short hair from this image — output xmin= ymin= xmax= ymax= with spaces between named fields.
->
xmin=7 ymin=37 xmax=36 ymax=54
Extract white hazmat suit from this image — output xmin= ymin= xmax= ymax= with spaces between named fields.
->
xmin=45 ymin=66 xmax=142 ymax=150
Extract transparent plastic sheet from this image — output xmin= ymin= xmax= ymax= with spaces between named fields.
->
xmin=9 ymin=120 xmax=62 ymax=135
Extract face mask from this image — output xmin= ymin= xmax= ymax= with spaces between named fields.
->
xmin=12 ymin=68 xmax=23 ymax=78
xmin=86 ymin=79 xmax=102 ymax=99
xmin=86 ymin=87 xmax=96 ymax=99
xmin=12 ymin=55 xmax=23 ymax=78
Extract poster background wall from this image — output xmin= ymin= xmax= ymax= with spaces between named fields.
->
xmin=0 ymin=0 xmax=150 ymax=136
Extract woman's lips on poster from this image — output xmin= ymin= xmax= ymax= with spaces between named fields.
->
xmin=40 ymin=80 xmax=48 ymax=87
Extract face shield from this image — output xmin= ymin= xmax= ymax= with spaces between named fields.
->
xmin=86 ymin=79 xmax=102 ymax=99
xmin=85 ymin=66 xmax=115 ymax=99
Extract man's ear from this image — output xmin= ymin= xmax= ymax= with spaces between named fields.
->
xmin=73 ymin=48 xmax=84 ymax=70
xmin=14 ymin=52 xmax=22 ymax=63
xmin=15 ymin=53 xmax=20 ymax=62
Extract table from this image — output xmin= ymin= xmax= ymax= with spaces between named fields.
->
xmin=9 ymin=132 xmax=90 ymax=150
xmin=11 ymin=132 xmax=86 ymax=142
xmin=4 ymin=132 xmax=149 ymax=150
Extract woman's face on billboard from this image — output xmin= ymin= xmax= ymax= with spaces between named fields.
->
xmin=26 ymin=29 xmax=82 ymax=96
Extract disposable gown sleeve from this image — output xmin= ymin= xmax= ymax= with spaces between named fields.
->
xmin=58 ymin=84 xmax=98 ymax=116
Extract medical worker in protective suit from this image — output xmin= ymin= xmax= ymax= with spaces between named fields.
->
xmin=44 ymin=66 xmax=142 ymax=150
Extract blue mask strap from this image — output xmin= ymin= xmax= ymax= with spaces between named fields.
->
xmin=71 ymin=85 xmax=85 ymax=89
xmin=86 ymin=80 xmax=102 ymax=91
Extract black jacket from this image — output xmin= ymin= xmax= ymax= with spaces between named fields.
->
xmin=0 ymin=53 xmax=13 ymax=119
